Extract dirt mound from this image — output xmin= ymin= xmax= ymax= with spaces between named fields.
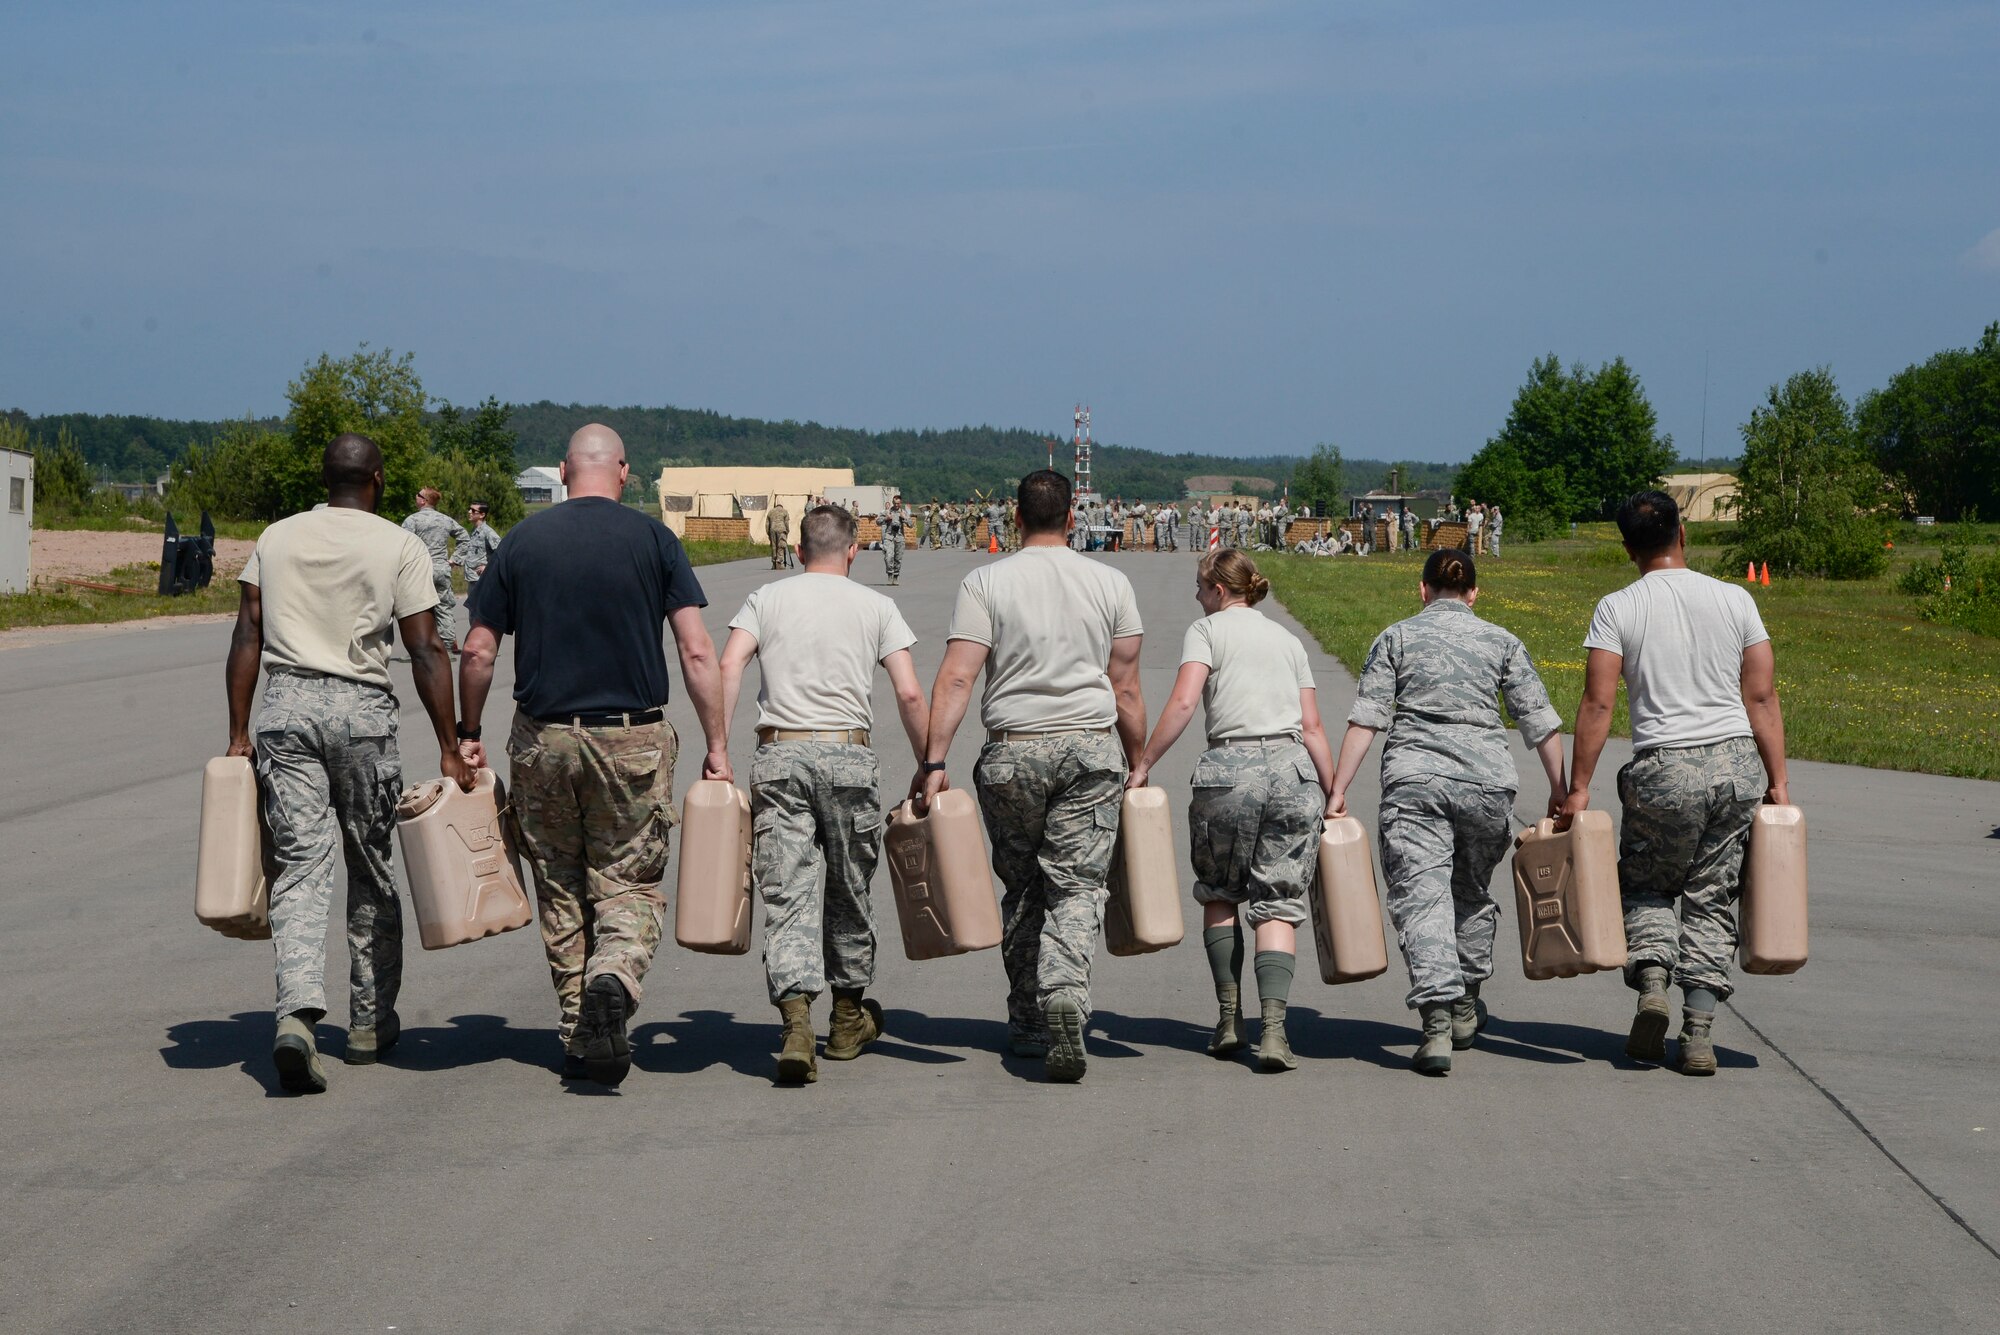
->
xmin=30 ymin=530 xmax=255 ymax=587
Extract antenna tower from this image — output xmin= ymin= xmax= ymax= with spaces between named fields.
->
xmin=1072 ymin=405 xmax=1094 ymax=499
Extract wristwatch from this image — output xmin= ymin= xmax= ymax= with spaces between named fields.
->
xmin=456 ymin=722 xmax=482 ymax=742
xmin=920 ymin=761 xmax=947 ymax=773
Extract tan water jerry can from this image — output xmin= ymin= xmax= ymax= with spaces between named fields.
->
xmin=195 ymin=756 xmax=272 ymax=941
xmin=1740 ymin=804 xmax=1808 ymax=975
xmin=1105 ymin=787 xmax=1184 ymax=956
xmin=675 ymin=779 xmax=753 ymax=955
xmin=885 ymin=790 xmax=1003 ymax=960
xmin=396 ymin=768 xmax=532 ymax=950
xmin=1512 ymin=811 xmax=1626 ymax=979
xmin=1310 ymin=816 xmax=1389 ymax=983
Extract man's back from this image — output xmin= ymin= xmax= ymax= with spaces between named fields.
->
xmin=1585 ymin=567 xmax=1767 ymax=751
xmin=403 ymin=507 xmax=463 ymax=564
xmin=468 ymin=496 xmax=706 ymax=717
xmin=242 ymin=508 xmax=435 ymax=687
xmin=732 ymin=574 xmax=914 ymax=732
xmin=949 ymin=547 xmax=1141 ymax=731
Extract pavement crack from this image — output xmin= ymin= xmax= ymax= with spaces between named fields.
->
xmin=1726 ymin=997 xmax=2000 ymax=1266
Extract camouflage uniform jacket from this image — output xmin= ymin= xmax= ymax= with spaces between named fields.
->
xmin=456 ymin=521 xmax=503 ymax=573
xmin=1350 ymin=599 xmax=1562 ymax=792
xmin=881 ymin=509 xmax=908 ymax=541
xmin=401 ymin=507 xmax=467 ymax=571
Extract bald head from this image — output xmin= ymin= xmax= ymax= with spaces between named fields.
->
xmin=322 ymin=433 xmax=385 ymax=511
xmin=561 ymin=423 xmax=628 ymax=501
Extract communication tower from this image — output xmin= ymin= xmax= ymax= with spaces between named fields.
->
xmin=1072 ymin=405 xmax=1098 ymax=503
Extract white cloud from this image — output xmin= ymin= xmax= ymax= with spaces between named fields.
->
xmin=1965 ymin=228 xmax=2000 ymax=274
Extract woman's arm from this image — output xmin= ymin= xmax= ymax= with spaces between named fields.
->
xmin=1128 ymin=661 xmax=1209 ymax=789
xmin=1326 ymin=722 xmax=1378 ymax=818
xmin=1299 ymin=686 xmax=1335 ymax=795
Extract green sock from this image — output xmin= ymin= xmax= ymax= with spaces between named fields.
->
xmin=1254 ymin=950 xmax=1296 ymax=1007
xmin=1203 ymin=925 xmax=1243 ymax=996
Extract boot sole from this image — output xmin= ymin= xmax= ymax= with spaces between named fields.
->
xmin=580 ymin=980 xmax=632 ymax=1087
xmin=775 ymin=1053 xmax=819 ymax=1084
xmin=822 ymin=999 xmax=885 ymax=1061
xmin=273 ymin=1035 xmax=327 ymax=1095
xmin=1627 ymin=1003 xmax=1671 ymax=1063
xmin=1678 ymin=1045 xmax=1718 ymax=1077
xmin=1043 ymin=997 xmax=1087 ymax=1083
xmin=1412 ymin=1053 xmax=1452 ymax=1077
xmin=1256 ymin=1049 xmax=1298 ymax=1072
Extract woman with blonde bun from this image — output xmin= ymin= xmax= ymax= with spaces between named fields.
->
xmin=1129 ymin=549 xmax=1335 ymax=1071
xmin=1327 ymin=547 xmax=1566 ymax=1077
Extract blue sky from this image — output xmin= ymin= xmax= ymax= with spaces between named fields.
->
xmin=3 ymin=2 xmax=1996 ymax=462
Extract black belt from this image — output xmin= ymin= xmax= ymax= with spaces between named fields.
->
xmin=535 ymin=708 xmax=665 ymax=729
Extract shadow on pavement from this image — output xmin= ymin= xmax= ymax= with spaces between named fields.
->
xmin=380 ymin=1014 xmax=558 ymax=1073
xmin=160 ymin=1012 xmax=284 ymax=1096
xmin=631 ymin=1009 xmax=777 ymax=1079
xmin=1091 ymin=1009 xmax=1212 ymax=1057
xmin=1479 ymin=1015 xmax=1759 ymax=1070
xmin=1287 ymin=1009 xmax=1414 ymax=1070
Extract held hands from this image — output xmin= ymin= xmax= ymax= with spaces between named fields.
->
xmin=1125 ymin=764 xmax=1150 ymax=791
xmin=703 ymin=747 xmax=733 ymax=785
xmin=1326 ymin=788 xmax=1347 ymax=819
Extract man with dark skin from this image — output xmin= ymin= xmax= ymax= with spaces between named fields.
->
xmin=226 ymin=432 xmax=471 ymax=1095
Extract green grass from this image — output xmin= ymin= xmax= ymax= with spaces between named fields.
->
xmin=682 ymin=539 xmax=765 ymax=566
xmin=1264 ymin=533 xmax=2000 ymax=782
xmin=34 ymin=510 xmax=271 ymax=541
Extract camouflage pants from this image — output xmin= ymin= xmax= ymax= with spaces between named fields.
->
xmin=254 ymin=670 xmax=403 ymax=1027
xmin=975 ymin=730 xmax=1125 ymax=1039
xmin=1617 ymin=736 xmax=1763 ymax=999
xmin=750 ymin=743 xmax=884 ymax=1003
xmin=1188 ymin=741 xmax=1322 ymax=927
xmin=770 ymin=533 xmax=790 ymax=569
xmin=1378 ymin=777 xmax=1516 ymax=1008
xmin=882 ymin=537 xmax=903 ymax=581
xmin=506 ymin=712 xmax=679 ymax=1049
xmin=431 ymin=567 xmax=459 ymax=651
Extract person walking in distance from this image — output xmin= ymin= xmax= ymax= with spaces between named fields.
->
xmin=402 ymin=486 xmax=468 ymax=653
xmin=225 ymin=433 xmax=473 ymax=1095
xmin=917 ymin=469 xmax=1146 ymax=1081
xmin=1563 ymin=491 xmax=1789 ymax=1076
xmin=879 ymin=499 xmax=908 ymax=585
xmin=1487 ymin=504 xmax=1503 ymax=558
xmin=456 ymin=424 xmax=731 ymax=1087
xmin=719 ymin=505 xmax=930 ymax=1084
xmin=767 ymin=499 xmax=793 ymax=570
xmin=1327 ymin=548 xmax=1567 ymax=1076
xmin=456 ymin=501 xmax=502 ymax=595
xmin=1127 ymin=550 xmax=1336 ymax=1071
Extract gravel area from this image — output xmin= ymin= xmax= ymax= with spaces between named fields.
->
xmin=30 ymin=529 xmax=255 ymax=586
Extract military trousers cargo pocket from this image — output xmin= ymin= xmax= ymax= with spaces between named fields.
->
xmin=1191 ymin=762 xmax=1235 ymax=788
xmin=1293 ymin=757 xmax=1320 ymax=785
xmin=749 ymin=751 xmax=796 ymax=788
xmin=1091 ymin=803 xmax=1121 ymax=832
xmin=614 ymin=749 xmax=663 ymax=783
xmin=831 ymin=757 xmax=879 ymax=791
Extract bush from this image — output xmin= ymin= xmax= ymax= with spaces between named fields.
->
xmin=1898 ymin=516 xmax=2000 ymax=637
xmin=1727 ymin=368 xmax=1890 ymax=580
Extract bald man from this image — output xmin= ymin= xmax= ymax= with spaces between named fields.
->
xmin=226 ymin=433 xmax=472 ymax=1095
xmin=457 ymin=424 xmax=730 ymax=1087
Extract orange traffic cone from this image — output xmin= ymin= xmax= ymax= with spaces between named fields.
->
xmin=1746 ymin=561 xmax=1756 ymax=582
xmin=1760 ymin=563 xmax=1770 ymax=587
xmin=989 ymin=529 xmax=999 ymax=554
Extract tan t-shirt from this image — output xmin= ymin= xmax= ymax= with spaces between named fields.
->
xmin=948 ymin=546 xmax=1143 ymax=731
xmin=729 ymin=573 xmax=916 ymax=732
xmin=1180 ymin=605 xmax=1314 ymax=741
xmin=239 ymin=507 xmax=438 ymax=688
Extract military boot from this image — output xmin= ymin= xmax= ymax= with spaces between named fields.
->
xmin=1450 ymin=984 xmax=1489 ymax=1051
xmin=775 ymin=995 xmax=818 ymax=1084
xmin=823 ymin=989 xmax=884 ymax=1062
xmin=1043 ymin=993 xmax=1087 ymax=1083
xmin=1256 ymin=998 xmax=1297 ymax=1073
xmin=578 ymin=974 xmax=632 ymax=1087
xmin=343 ymin=1011 xmax=401 ymax=1066
xmin=1677 ymin=1007 xmax=1718 ymax=1077
xmin=1208 ymin=983 xmax=1246 ymax=1057
xmin=273 ymin=1013 xmax=328 ymax=1095
xmin=1413 ymin=1002 xmax=1453 ymax=1076
xmin=1626 ymin=964 xmax=1671 ymax=1063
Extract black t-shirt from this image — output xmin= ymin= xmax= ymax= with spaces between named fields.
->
xmin=467 ymin=497 xmax=707 ymax=718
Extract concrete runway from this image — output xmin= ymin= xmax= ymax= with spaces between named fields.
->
xmin=2 ymin=542 xmax=1996 ymax=1334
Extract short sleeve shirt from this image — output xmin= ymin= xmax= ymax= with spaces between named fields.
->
xmin=729 ymin=574 xmax=916 ymax=732
xmin=240 ymin=507 xmax=438 ymax=688
xmin=467 ymin=497 xmax=706 ymax=718
xmin=948 ymin=547 xmax=1142 ymax=731
xmin=1180 ymin=606 xmax=1315 ymax=741
xmin=1583 ymin=568 xmax=1768 ymax=751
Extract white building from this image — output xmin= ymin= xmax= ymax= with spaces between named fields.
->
xmin=515 ymin=466 xmax=568 ymax=506
xmin=2 ymin=448 xmax=33 ymax=593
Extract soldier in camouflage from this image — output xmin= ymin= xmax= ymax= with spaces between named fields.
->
xmin=458 ymin=424 xmax=730 ymax=1087
xmin=919 ymin=469 xmax=1145 ymax=1082
xmin=767 ymin=501 xmax=792 ymax=570
xmin=401 ymin=488 xmax=469 ymax=652
xmin=455 ymin=501 xmax=502 ymax=592
xmin=1129 ymin=549 xmax=1336 ymax=1072
xmin=1330 ymin=546 xmax=1568 ymax=1077
xmin=1564 ymin=491 xmax=1789 ymax=1076
xmin=880 ymin=501 xmax=908 ymax=585
xmin=226 ymin=433 xmax=472 ymax=1095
